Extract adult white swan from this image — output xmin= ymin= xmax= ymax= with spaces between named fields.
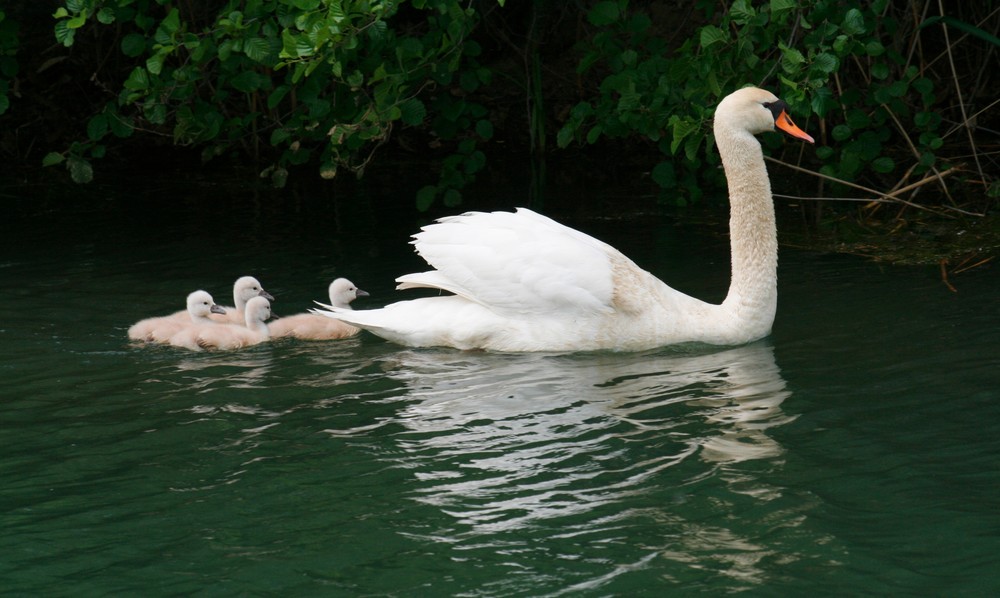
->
xmin=315 ymin=86 xmax=814 ymax=352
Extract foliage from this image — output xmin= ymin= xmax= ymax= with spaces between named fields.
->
xmin=0 ymin=9 xmax=17 ymax=117
xmin=43 ymin=0 xmax=499 ymax=204
xmin=558 ymin=0 xmax=998 ymax=215
xmin=1 ymin=0 xmax=994 ymax=219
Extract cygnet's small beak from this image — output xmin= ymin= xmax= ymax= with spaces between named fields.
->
xmin=210 ymin=305 xmax=227 ymax=315
xmin=259 ymin=290 xmax=275 ymax=301
xmin=356 ymin=288 xmax=370 ymax=298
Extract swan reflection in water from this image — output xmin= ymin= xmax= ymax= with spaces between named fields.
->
xmin=352 ymin=342 xmax=816 ymax=589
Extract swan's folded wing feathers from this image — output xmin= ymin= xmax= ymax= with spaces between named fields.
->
xmin=408 ymin=209 xmax=617 ymax=316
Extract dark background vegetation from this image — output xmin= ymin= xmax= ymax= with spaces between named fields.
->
xmin=1 ymin=1 xmax=998 ymax=266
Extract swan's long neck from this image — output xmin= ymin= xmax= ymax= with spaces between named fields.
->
xmin=715 ymin=126 xmax=778 ymax=336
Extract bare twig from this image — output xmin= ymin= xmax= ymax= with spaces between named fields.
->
xmin=937 ymin=0 xmax=986 ymax=182
xmin=940 ymin=259 xmax=958 ymax=292
xmin=765 ymin=156 xmax=961 ymax=217
xmin=881 ymin=103 xmax=957 ymax=206
xmin=953 ymin=255 xmax=995 ymax=274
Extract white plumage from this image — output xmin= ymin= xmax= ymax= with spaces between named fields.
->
xmin=313 ymin=87 xmax=813 ymax=352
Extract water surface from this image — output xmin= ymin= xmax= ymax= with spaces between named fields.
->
xmin=1 ymin=178 xmax=998 ymax=595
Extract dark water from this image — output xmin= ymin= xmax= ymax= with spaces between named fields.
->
xmin=2 ymin=176 xmax=998 ymax=595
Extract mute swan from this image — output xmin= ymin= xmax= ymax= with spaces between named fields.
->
xmin=314 ymin=86 xmax=814 ymax=352
xmin=169 ymin=296 xmax=272 ymax=351
xmin=269 ymin=278 xmax=369 ymax=340
xmin=168 ymin=276 xmax=274 ymax=325
xmin=128 ymin=290 xmax=226 ymax=343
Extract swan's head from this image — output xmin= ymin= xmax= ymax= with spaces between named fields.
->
xmin=244 ymin=296 xmax=272 ymax=324
xmin=187 ymin=290 xmax=226 ymax=317
xmin=328 ymin=278 xmax=370 ymax=309
xmin=233 ymin=276 xmax=275 ymax=307
xmin=715 ymin=87 xmax=814 ymax=143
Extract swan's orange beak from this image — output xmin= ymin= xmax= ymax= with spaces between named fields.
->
xmin=776 ymin=110 xmax=814 ymax=144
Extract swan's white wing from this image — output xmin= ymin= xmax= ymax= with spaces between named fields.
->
xmin=401 ymin=208 xmax=625 ymax=317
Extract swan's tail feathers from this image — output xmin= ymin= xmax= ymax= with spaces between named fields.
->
xmin=311 ymin=304 xmax=388 ymax=333
xmin=394 ymin=271 xmax=486 ymax=306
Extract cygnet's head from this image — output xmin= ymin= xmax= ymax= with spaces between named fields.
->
xmin=233 ymin=276 xmax=275 ymax=308
xmin=244 ymin=296 xmax=272 ymax=324
xmin=328 ymin=278 xmax=370 ymax=309
xmin=187 ymin=290 xmax=226 ymax=317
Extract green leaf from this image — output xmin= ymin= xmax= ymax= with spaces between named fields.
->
xmin=396 ymin=98 xmax=424 ymax=125
xmin=42 ymin=152 xmax=65 ymax=167
xmin=121 ymin=33 xmax=146 ymax=57
xmin=586 ymin=125 xmax=603 ymax=144
xmin=67 ymin=156 xmax=94 ymax=183
xmin=267 ymin=85 xmax=290 ymax=109
xmin=66 ymin=11 xmax=88 ymax=30
xmin=416 ymin=185 xmax=437 ymax=211
xmin=770 ymin=0 xmax=797 ymax=18
xmin=270 ymin=128 xmax=291 ymax=146
xmin=97 ymin=7 xmax=115 ymax=24
xmin=146 ymin=48 xmax=170 ymax=75
xmin=244 ymin=37 xmax=271 ymax=63
xmin=812 ymin=52 xmax=838 ymax=74
xmin=846 ymin=109 xmax=870 ymax=129
xmin=730 ymin=0 xmax=755 ymax=25
xmin=556 ymin=124 xmax=575 ymax=148
xmin=123 ymin=67 xmax=150 ymax=91
xmin=871 ymin=156 xmax=894 ymax=173
xmin=463 ymin=150 xmax=486 ymax=175
xmin=669 ymin=115 xmax=699 ymax=155
xmin=230 ymin=71 xmax=267 ymax=92
xmin=832 ymin=124 xmax=852 ymax=141
xmin=865 ymin=41 xmax=885 ymax=57
xmin=587 ymin=1 xmax=620 ymax=26
xmin=871 ymin=62 xmax=889 ymax=80
xmin=474 ymin=118 xmax=493 ymax=140
xmin=699 ymin=25 xmax=727 ymax=49
xmin=54 ymin=21 xmax=75 ymax=47
xmin=651 ymin=161 xmax=676 ymax=189
xmin=810 ymin=87 xmax=837 ymax=117
xmin=108 ymin=113 xmax=133 ymax=138
xmin=442 ymin=188 xmax=462 ymax=207
xmin=842 ymin=8 xmax=866 ymax=35
xmin=815 ymin=146 xmax=834 ymax=160
xmin=87 ymin=114 xmax=108 ymax=141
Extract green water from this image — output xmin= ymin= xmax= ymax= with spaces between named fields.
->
xmin=2 ymin=179 xmax=998 ymax=596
